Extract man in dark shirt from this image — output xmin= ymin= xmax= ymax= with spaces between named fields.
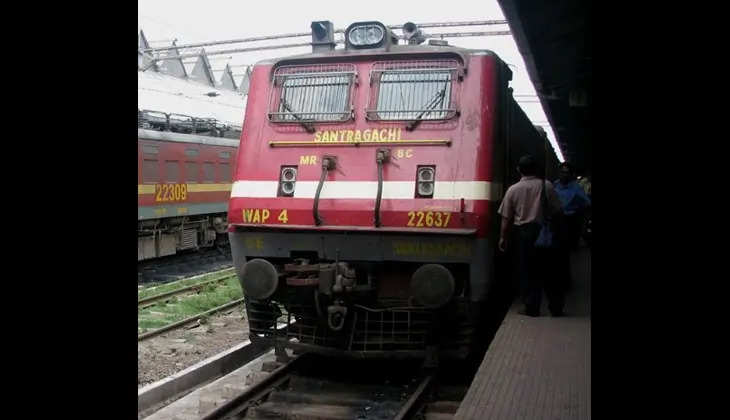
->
xmin=550 ymin=162 xmax=591 ymax=314
xmin=498 ymin=155 xmax=562 ymax=317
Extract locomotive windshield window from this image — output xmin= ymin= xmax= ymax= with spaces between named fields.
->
xmin=367 ymin=60 xmax=459 ymax=121
xmin=269 ymin=64 xmax=356 ymax=123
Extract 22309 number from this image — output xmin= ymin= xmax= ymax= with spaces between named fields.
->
xmin=407 ymin=211 xmax=452 ymax=228
xmin=155 ymin=184 xmax=187 ymax=202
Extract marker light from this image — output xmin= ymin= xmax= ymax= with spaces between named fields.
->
xmin=416 ymin=166 xmax=435 ymax=198
xmin=279 ymin=166 xmax=297 ymax=197
xmin=345 ymin=22 xmax=386 ymax=49
xmin=282 ymin=167 xmax=297 ymax=181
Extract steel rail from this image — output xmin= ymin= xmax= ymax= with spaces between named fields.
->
xmin=137 ymin=298 xmax=244 ymax=341
xmin=139 ymin=266 xmax=234 ymax=293
xmin=138 ymin=273 xmax=237 ymax=307
xmin=199 ymin=354 xmax=304 ymax=420
xmin=393 ymin=374 xmax=435 ymax=420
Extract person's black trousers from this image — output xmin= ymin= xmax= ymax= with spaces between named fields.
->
xmin=513 ymin=223 xmax=542 ymax=314
xmin=513 ymin=222 xmax=567 ymax=316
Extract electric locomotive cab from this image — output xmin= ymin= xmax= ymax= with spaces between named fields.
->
xmin=229 ymin=21 xmax=524 ymax=359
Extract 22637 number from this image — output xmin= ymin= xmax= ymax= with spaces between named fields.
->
xmin=407 ymin=211 xmax=452 ymax=228
xmin=155 ymin=184 xmax=187 ymax=202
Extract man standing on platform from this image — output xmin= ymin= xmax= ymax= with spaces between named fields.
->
xmin=554 ymin=163 xmax=591 ymax=250
xmin=498 ymin=155 xmax=562 ymax=317
xmin=552 ymin=163 xmax=591 ymax=308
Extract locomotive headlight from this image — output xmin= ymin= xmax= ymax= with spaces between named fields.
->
xmin=418 ymin=167 xmax=434 ymax=182
xmin=278 ymin=166 xmax=297 ymax=197
xmin=418 ymin=182 xmax=434 ymax=197
xmin=345 ymin=22 xmax=386 ymax=48
xmin=416 ymin=166 xmax=435 ymax=198
xmin=282 ymin=167 xmax=297 ymax=181
xmin=281 ymin=181 xmax=295 ymax=195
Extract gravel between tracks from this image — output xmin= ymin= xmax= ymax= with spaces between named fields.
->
xmin=138 ymin=307 xmax=250 ymax=387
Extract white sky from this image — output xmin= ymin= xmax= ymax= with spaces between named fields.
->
xmin=138 ymin=0 xmax=563 ymax=161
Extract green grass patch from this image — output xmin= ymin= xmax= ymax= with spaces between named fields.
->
xmin=138 ymin=276 xmax=243 ymax=334
xmin=138 ymin=268 xmax=236 ymax=300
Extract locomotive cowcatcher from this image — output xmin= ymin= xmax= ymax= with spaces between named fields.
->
xmin=228 ymin=21 xmax=559 ymax=360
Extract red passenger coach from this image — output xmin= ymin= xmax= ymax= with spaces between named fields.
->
xmin=228 ymin=21 xmax=558 ymax=359
xmin=138 ymin=126 xmax=239 ymax=261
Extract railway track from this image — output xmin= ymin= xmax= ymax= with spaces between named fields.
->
xmin=138 ymin=268 xmax=243 ymax=341
xmin=138 ymin=298 xmax=244 ymax=341
xmin=196 ymin=353 xmax=464 ymax=420
xmin=138 ymin=270 xmax=237 ymax=307
xmin=138 ymin=247 xmax=233 ymax=284
xmin=143 ymin=346 xmax=469 ymax=420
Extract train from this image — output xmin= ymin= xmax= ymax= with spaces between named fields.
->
xmin=138 ymin=110 xmax=240 ymax=261
xmin=227 ymin=21 xmax=560 ymax=360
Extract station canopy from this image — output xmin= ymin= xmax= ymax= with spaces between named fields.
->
xmin=498 ymin=0 xmax=591 ymax=175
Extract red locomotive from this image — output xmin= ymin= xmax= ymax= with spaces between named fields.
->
xmin=228 ymin=21 xmax=559 ymax=359
xmin=138 ymin=111 xmax=240 ymax=261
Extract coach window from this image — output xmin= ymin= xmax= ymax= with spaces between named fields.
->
xmin=142 ymin=145 xmax=159 ymax=155
xmin=165 ymin=161 xmax=181 ymax=183
xmin=142 ymin=159 xmax=159 ymax=183
xmin=203 ymin=162 xmax=215 ymax=183
xmin=366 ymin=60 xmax=459 ymax=121
xmin=219 ymin=162 xmax=231 ymax=182
xmin=219 ymin=151 xmax=231 ymax=182
xmin=185 ymin=149 xmax=200 ymax=183
xmin=186 ymin=162 xmax=199 ymax=183
xmin=141 ymin=144 xmax=159 ymax=184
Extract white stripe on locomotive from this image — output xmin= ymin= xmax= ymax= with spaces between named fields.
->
xmin=230 ymin=180 xmax=502 ymax=201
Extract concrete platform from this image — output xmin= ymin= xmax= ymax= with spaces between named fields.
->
xmin=455 ymin=246 xmax=591 ymax=420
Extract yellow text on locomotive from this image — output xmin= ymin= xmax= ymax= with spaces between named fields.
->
xmin=242 ymin=208 xmax=271 ymax=224
xmin=313 ymin=128 xmax=402 ymax=143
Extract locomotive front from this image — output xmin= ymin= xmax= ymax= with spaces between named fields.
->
xmin=228 ymin=21 xmax=507 ymax=359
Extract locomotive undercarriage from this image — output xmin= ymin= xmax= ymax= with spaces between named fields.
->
xmin=138 ymin=214 xmax=229 ymax=261
xmin=247 ymin=294 xmax=480 ymax=360
xmin=231 ymin=230 xmax=492 ymax=360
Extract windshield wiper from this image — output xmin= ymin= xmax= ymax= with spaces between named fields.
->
xmin=405 ymin=87 xmax=447 ymax=131
xmin=281 ymin=99 xmax=316 ymax=133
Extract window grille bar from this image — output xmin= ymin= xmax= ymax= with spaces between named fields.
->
xmin=275 ymin=70 xmax=355 ymax=79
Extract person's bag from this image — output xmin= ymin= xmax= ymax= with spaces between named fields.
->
xmin=535 ymin=179 xmax=555 ymax=249
xmin=535 ymin=222 xmax=554 ymax=248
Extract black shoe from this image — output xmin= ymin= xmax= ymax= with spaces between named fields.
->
xmin=550 ymin=310 xmax=565 ymax=317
